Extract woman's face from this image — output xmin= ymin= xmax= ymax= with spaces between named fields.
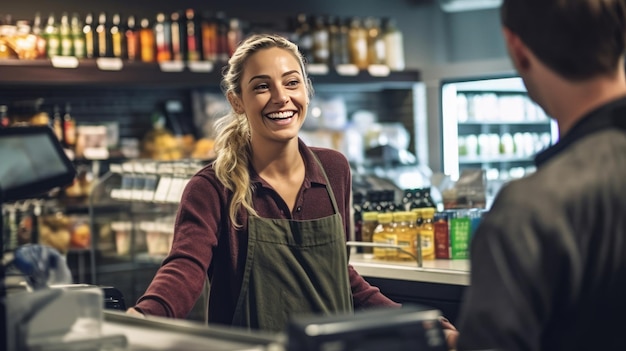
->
xmin=233 ymin=47 xmax=309 ymax=146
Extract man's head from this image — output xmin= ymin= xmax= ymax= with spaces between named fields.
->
xmin=501 ymin=0 xmax=626 ymax=81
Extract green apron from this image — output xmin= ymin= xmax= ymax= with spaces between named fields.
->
xmin=231 ymin=156 xmax=353 ymax=332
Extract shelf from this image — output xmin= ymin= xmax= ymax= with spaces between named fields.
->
xmin=458 ymin=120 xmax=551 ymax=126
xmin=458 ymin=155 xmax=534 ymax=164
xmin=0 ymin=59 xmax=421 ymax=88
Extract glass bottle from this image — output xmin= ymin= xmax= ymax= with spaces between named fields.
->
xmin=365 ymin=17 xmax=385 ymax=66
xmin=434 ymin=211 xmax=451 ymax=259
xmin=394 ymin=211 xmax=419 ymax=261
xmin=169 ymin=11 xmax=184 ymax=61
xmin=312 ymin=15 xmax=329 ymax=65
xmin=83 ymin=13 xmax=96 ymax=59
xmin=361 ymin=210 xmax=378 ymax=257
xmin=32 ymin=12 xmax=47 ymax=59
xmin=185 ymin=9 xmax=200 ymax=62
xmin=329 ymin=16 xmax=349 ymax=66
xmin=373 ymin=212 xmax=396 ymax=261
xmin=59 ymin=12 xmax=72 ymax=57
xmin=44 ymin=13 xmax=60 ymax=58
xmin=226 ymin=18 xmax=242 ymax=58
xmin=348 ymin=17 xmax=368 ymax=69
xmin=139 ymin=18 xmax=155 ymax=62
xmin=200 ymin=11 xmax=218 ymax=62
xmin=110 ymin=13 xmax=124 ymax=59
xmin=294 ymin=13 xmax=313 ymax=64
xmin=154 ymin=13 xmax=171 ymax=62
xmin=71 ymin=13 xmax=85 ymax=59
xmin=382 ymin=17 xmax=405 ymax=71
xmin=125 ymin=15 xmax=139 ymax=61
xmin=215 ymin=11 xmax=230 ymax=63
xmin=96 ymin=12 xmax=111 ymax=58
xmin=63 ymin=103 xmax=76 ymax=150
xmin=420 ymin=208 xmax=436 ymax=260
xmin=51 ymin=105 xmax=63 ymax=142
xmin=0 ymin=105 xmax=9 ymax=127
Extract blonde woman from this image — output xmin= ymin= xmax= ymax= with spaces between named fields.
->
xmin=128 ymin=34 xmax=403 ymax=332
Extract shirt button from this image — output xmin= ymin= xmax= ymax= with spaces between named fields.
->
xmin=296 ymin=206 xmax=302 ymax=212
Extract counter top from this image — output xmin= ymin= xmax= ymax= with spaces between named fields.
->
xmin=349 ymin=253 xmax=471 ymax=286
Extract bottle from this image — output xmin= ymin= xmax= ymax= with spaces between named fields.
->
xmin=226 ymin=18 xmax=242 ymax=58
xmin=139 ymin=18 xmax=155 ymax=62
xmin=215 ymin=11 xmax=230 ymax=63
xmin=110 ymin=13 xmax=124 ymax=59
xmin=372 ymin=212 xmax=396 ymax=261
xmin=419 ymin=208 xmax=436 ymax=260
xmin=59 ymin=13 xmax=72 ymax=56
xmin=96 ymin=12 xmax=111 ymax=58
xmin=125 ymin=15 xmax=139 ymax=61
xmin=352 ymin=191 xmax=364 ymax=245
xmin=329 ymin=16 xmax=349 ymax=66
xmin=382 ymin=17 xmax=405 ymax=71
xmin=169 ymin=11 xmax=184 ymax=61
xmin=348 ymin=17 xmax=368 ymax=69
xmin=0 ymin=105 xmax=10 ymax=127
xmin=154 ymin=13 xmax=171 ymax=62
xmin=62 ymin=103 xmax=76 ymax=149
xmin=394 ymin=211 xmax=419 ymax=261
xmin=312 ymin=15 xmax=329 ymax=65
xmin=83 ymin=13 xmax=96 ymax=58
xmin=366 ymin=17 xmax=386 ymax=66
xmin=434 ymin=211 xmax=451 ymax=259
xmin=200 ymin=11 xmax=218 ymax=62
xmin=71 ymin=13 xmax=85 ymax=59
xmin=185 ymin=9 xmax=200 ymax=61
xmin=52 ymin=105 xmax=63 ymax=142
xmin=360 ymin=210 xmax=378 ymax=257
xmin=44 ymin=13 xmax=60 ymax=58
xmin=32 ymin=12 xmax=47 ymax=58
xmin=294 ymin=13 xmax=313 ymax=64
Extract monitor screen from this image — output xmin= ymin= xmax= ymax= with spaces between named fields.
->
xmin=0 ymin=126 xmax=76 ymax=202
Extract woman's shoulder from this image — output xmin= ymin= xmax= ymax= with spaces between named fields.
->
xmin=309 ymin=147 xmax=349 ymax=166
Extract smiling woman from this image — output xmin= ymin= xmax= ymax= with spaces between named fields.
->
xmin=126 ymin=34 xmax=430 ymax=334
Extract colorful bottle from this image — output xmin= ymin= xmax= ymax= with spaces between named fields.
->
xmin=419 ymin=208 xmax=436 ymax=260
xmin=373 ymin=212 xmax=396 ymax=261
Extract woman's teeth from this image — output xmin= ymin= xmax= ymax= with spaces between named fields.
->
xmin=266 ymin=111 xmax=294 ymax=119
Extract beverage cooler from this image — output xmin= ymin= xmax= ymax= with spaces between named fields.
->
xmin=439 ymin=75 xmax=558 ymax=183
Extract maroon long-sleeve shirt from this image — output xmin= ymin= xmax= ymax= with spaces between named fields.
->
xmin=134 ymin=139 xmax=399 ymax=325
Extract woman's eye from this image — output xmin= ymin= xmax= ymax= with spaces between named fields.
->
xmin=254 ymin=83 xmax=269 ymax=91
xmin=286 ymin=80 xmax=300 ymax=87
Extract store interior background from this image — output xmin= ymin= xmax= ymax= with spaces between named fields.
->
xmin=2 ymin=0 xmax=516 ymax=323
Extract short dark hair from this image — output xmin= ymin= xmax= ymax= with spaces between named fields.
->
xmin=501 ymin=0 xmax=626 ymax=80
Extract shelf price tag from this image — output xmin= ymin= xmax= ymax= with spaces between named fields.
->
xmin=166 ymin=177 xmax=186 ymax=203
xmin=306 ymin=63 xmax=329 ymax=75
xmin=51 ymin=56 xmax=79 ymax=69
xmin=159 ymin=61 xmax=185 ymax=72
xmin=187 ymin=61 xmax=214 ymax=73
xmin=335 ymin=64 xmax=359 ymax=76
xmin=367 ymin=64 xmax=390 ymax=77
xmin=97 ymin=57 xmax=124 ymax=71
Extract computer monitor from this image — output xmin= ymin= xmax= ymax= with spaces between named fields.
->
xmin=0 ymin=126 xmax=76 ymax=202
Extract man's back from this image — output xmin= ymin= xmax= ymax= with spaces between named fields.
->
xmin=457 ymin=103 xmax=626 ymax=350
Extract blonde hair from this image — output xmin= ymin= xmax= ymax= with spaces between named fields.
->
xmin=213 ymin=34 xmax=314 ymax=228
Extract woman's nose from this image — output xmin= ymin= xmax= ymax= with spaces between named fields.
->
xmin=272 ymin=87 xmax=289 ymax=105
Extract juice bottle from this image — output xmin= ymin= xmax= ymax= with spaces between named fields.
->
xmin=361 ymin=210 xmax=379 ymax=257
xmin=394 ymin=211 xmax=418 ymax=261
xmin=372 ymin=212 xmax=395 ymax=261
xmin=420 ymin=208 xmax=436 ymax=260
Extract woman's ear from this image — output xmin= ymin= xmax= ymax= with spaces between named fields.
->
xmin=227 ymin=92 xmax=244 ymax=114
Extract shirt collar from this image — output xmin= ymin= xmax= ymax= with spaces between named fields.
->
xmin=250 ymin=138 xmax=327 ymax=189
xmin=534 ymin=96 xmax=626 ymax=167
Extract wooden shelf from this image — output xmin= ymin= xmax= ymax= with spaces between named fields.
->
xmin=0 ymin=59 xmax=421 ymax=88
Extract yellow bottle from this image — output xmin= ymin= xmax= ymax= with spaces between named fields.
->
xmin=393 ymin=211 xmax=419 ymax=261
xmin=372 ymin=212 xmax=396 ymax=261
xmin=420 ymin=208 xmax=436 ymax=260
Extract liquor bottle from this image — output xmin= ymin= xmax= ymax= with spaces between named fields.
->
xmin=154 ymin=13 xmax=171 ymax=62
xmin=215 ymin=11 xmax=230 ymax=63
xmin=294 ymin=13 xmax=313 ymax=64
xmin=200 ymin=11 xmax=218 ymax=62
xmin=365 ymin=17 xmax=385 ymax=65
xmin=59 ymin=13 xmax=72 ymax=57
xmin=328 ymin=16 xmax=349 ymax=66
xmin=125 ymin=15 xmax=139 ymax=61
xmin=52 ymin=105 xmax=63 ymax=142
xmin=170 ymin=11 xmax=185 ymax=61
xmin=226 ymin=18 xmax=242 ymax=58
xmin=139 ymin=18 xmax=155 ymax=62
xmin=96 ymin=12 xmax=111 ymax=57
xmin=312 ymin=16 xmax=329 ymax=65
xmin=185 ymin=9 xmax=200 ymax=61
xmin=348 ymin=17 xmax=368 ymax=69
xmin=62 ymin=103 xmax=76 ymax=150
xmin=382 ymin=17 xmax=405 ymax=71
xmin=31 ymin=12 xmax=47 ymax=59
xmin=71 ymin=13 xmax=85 ymax=59
xmin=110 ymin=13 xmax=124 ymax=58
xmin=83 ymin=13 xmax=96 ymax=59
xmin=44 ymin=13 xmax=60 ymax=58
